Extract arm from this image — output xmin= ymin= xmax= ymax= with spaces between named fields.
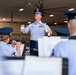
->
xmin=44 ymin=24 xmax=53 ymax=35
xmin=20 ymin=25 xmax=30 ymax=34
xmin=21 ymin=30 xmax=26 ymax=34
xmin=48 ymin=29 xmax=52 ymax=35
xmin=11 ymin=40 xmax=17 ymax=48
xmin=11 ymin=40 xmax=22 ymax=56
xmin=15 ymin=42 xmax=22 ymax=56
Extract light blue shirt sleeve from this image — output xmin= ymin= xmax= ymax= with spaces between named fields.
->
xmin=24 ymin=24 xmax=31 ymax=33
xmin=42 ymin=23 xmax=51 ymax=32
xmin=46 ymin=24 xmax=51 ymax=30
xmin=0 ymin=42 xmax=19 ymax=57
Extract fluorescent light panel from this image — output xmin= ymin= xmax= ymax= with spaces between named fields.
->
xmin=19 ymin=8 xmax=24 ymax=11
xmin=68 ymin=8 xmax=74 ymax=11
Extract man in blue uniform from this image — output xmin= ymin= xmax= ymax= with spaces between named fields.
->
xmin=21 ymin=8 xmax=52 ymax=56
xmin=0 ymin=27 xmax=20 ymax=57
xmin=52 ymin=11 xmax=76 ymax=75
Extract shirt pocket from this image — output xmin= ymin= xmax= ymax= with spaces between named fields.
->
xmin=39 ymin=27 xmax=45 ymax=34
xmin=39 ymin=26 xmax=44 ymax=30
xmin=30 ymin=27 xmax=35 ymax=33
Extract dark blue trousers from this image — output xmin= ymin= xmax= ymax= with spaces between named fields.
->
xmin=30 ymin=40 xmax=38 ymax=56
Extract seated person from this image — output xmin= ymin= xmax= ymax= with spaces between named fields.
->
xmin=52 ymin=11 xmax=76 ymax=75
xmin=0 ymin=27 xmax=21 ymax=57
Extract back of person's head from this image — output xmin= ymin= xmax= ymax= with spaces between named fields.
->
xmin=68 ymin=19 xmax=76 ymax=30
xmin=68 ymin=19 xmax=76 ymax=35
xmin=64 ymin=11 xmax=76 ymax=35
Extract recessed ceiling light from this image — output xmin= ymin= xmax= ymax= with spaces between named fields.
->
xmin=49 ymin=14 xmax=54 ymax=17
xmin=28 ymin=3 xmax=32 ymax=5
xmin=54 ymin=22 xmax=57 ymax=25
xmin=19 ymin=8 xmax=24 ymax=11
xmin=27 ymin=2 xmax=32 ymax=7
xmin=64 ymin=20 xmax=68 ymax=23
xmin=68 ymin=8 xmax=74 ymax=11
xmin=28 ymin=22 xmax=31 ymax=24
xmin=3 ymin=18 xmax=6 ymax=20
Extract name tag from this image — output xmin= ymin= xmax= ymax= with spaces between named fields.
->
xmin=31 ymin=26 xmax=34 ymax=29
xmin=39 ymin=25 xmax=44 ymax=29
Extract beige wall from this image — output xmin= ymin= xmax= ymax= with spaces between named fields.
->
xmin=0 ymin=22 xmax=67 ymax=40
xmin=0 ymin=22 xmax=21 ymax=33
xmin=0 ymin=22 xmax=30 ymax=40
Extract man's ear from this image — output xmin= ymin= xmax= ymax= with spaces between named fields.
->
xmin=40 ymin=15 xmax=42 ymax=19
xmin=68 ymin=22 xmax=71 ymax=29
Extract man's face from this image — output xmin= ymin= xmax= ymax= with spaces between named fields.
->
xmin=34 ymin=13 xmax=42 ymax=20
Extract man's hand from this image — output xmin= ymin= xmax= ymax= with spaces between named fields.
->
xmin=48 ymin=30 xmax=52 ymax=35
xmin=20 ymin=25 xmax=25 ymax=34
xmin=16 ymin=42 xmax=22 ymax=56
xmin=11 ymin=40 xmax=17 ymax=48
xmin=21 ymin=30 xmax=25 ymax=34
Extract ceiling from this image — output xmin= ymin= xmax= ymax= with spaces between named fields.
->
xmin=0 ymin=0 xmax=76 ymax=24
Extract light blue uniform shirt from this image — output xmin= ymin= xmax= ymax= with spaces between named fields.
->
xmin=25 ymin=21 xmax=51 ymax=41
xmin=0 ymin=41 xmax=19 ymax=57
xmin=53 ymin=36 xmax=76 ymax=75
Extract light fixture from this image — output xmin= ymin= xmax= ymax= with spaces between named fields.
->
xmin=27 ymin=2 xmax=32 ymax=7
xmin=28 ymin=3 xmax=32 ymax=5
xmin=49 ymin=14 xmax=54 ymax=17
xmin=28 ymin=22 xmax=31 ymax=24
xmin=54 ymin=22 xmax=57 ymax=25
xmin=68 ymin=8 xmax=74 ymax=11
xmin=64 ymin=20 xmax=68 ymax=23
xmin=3 ymin=18 xmax=6 ymax=20
xmin=19 ymin=8 xmax=24 ymax=11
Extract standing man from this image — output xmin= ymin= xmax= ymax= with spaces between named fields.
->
xmin=21 ymin=8 xmax=52 ymax=56
xmin=52 ymin=11 xmax=76 ymax=75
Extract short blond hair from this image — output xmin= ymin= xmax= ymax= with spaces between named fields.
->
xmin=1 ymin=35 xmax=11 ymax=41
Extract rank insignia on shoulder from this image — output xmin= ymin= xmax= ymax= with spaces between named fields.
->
xmin=42 ymin=22 xmax=47 ymax=24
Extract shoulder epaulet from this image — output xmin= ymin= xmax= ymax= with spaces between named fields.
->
xmin=30 ymin=22 xmax=34 ymax=24
xmin=42 ymin=22 xmax=47 ymax=24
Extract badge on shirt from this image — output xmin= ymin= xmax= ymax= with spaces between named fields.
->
xmin=39 ymin=24 xmax=44 ymax=29
xmin=12 ymin=52 xmax=16 ymax=56
xmin=31 ymin=26 xmax=34 ymax=29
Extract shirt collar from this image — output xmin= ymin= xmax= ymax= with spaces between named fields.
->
xmin=34 ymin=21 xmax=42 ymax=24
xmin=1 ymin=41 xmax=7 ymax=44
xmin=71 ymin=33 xmax=76 ymax=36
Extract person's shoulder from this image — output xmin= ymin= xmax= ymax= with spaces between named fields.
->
xmin=0 ymin=41 xmax=2 ymax=43
xmin=0 ymin=41 xmax=4 ymax=45
xmin=29 ymin=22 xmax=34 ymax=25
xmin=41 ymin=22 xmax=47 ymax=24
xmin=0 ymin=41 xmax=2 ymax=46
xmin=55 ymin=40 xmax=70 ymax=48
xmin=27 ymin=22 xmax=35 ymax=28
xmin=41 ymin=22 xmax=48 ymax=27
